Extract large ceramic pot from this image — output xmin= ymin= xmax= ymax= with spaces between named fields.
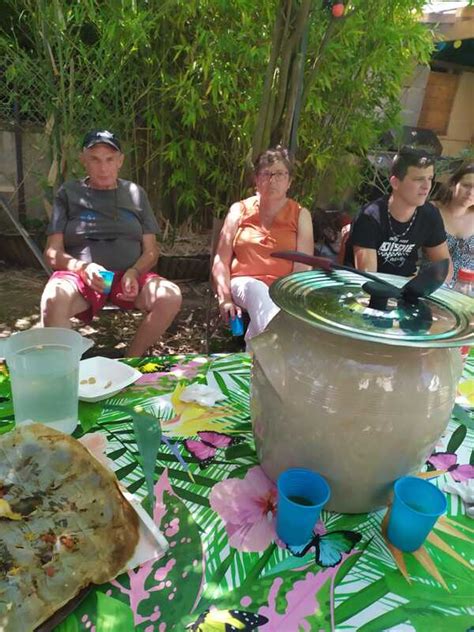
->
xmin=250 ymin=270 xmax=473 ymax=513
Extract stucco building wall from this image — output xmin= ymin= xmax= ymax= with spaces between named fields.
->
xmin=438 ymin=71 xmax=474 ymax=155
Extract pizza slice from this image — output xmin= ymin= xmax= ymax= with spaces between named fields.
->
xmin=0 ymin=424 xmax=140 ymax=631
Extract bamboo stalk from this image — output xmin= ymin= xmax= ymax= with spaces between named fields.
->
xmin=272 ymin=0 xmax=311 ymax=139
xmin=301 ymin=16 xmax=337 ymax=106
xmin=251 ymin=0 xmax=286 ymax=158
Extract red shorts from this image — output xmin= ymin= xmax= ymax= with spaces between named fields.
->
xmin=50 ymin=270 xmax=160 ymax=323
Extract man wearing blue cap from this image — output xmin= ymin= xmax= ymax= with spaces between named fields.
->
xmin=40 ymin=129 xmax=182 ymax=356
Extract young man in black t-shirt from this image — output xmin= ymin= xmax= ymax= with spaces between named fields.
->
xmin=345 ymin=149 xmax=453 ymax=280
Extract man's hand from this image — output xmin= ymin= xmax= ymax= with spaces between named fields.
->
xmin=81 ymin=263 xmax=107 ymax=293
xmin=117 ymin=268 xmax=140 ymax=302
xmin=218 ymin=298 xmax=241 ymax=323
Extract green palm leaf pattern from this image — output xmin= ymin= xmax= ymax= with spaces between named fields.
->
xmin=0 ymin=353 xmax=473 ymax=630
xmin=103 ymin=404 xmax=163 ymax=513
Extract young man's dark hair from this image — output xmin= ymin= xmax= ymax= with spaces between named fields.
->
xmin=391 ymin=147 xmax=435 ymax=180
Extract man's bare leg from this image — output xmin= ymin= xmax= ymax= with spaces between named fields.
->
xmin=41 ymin=278 xmax=90 ymax=327
xmin=127 ymin=278 xmax=182 ymax=357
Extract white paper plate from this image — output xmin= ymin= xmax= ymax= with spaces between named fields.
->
xmin=121 ymin=490 xmax=169 ymax=570
xmin=79 ymin=356 xmax=142 ymax=402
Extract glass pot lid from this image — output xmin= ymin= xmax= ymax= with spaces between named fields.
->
xmin=270 ymin=270 xmax=474 ymax=347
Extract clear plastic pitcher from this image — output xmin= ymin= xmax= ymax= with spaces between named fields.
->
xmin=0 ymin=328 xmax=94 ymax=434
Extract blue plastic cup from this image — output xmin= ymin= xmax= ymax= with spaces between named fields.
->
xmin=387 ymin=476 xmax=447 ymax=552
xmin=99 ymin=270 xmax=115 ymax=295
xmin=230 ymin=315 xmax=244 ymax=336
xmin=276 ymin=468 xmax=331 ymax=546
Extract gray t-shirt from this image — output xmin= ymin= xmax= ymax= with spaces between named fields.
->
xmin=47 ymin=178 xmax=159 ymax=270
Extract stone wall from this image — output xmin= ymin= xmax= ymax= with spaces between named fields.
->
xmin=400 ymin=66 xmax=431 ymax=127
xmin=400 ymin=65 xmax=472 ymax=157
xmin=0 ymin=128 xmax=50 ymax=224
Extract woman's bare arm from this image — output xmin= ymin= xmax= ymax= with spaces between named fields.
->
xmin=294 ymin=207 xmax=314 ymax=272
xmin=211 ymin=202 xmax=242 ymax=320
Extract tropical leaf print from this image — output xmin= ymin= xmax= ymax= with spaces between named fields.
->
xmin=0 ymin=352 xmax=473 ymax=630
xmin=0 ymin=400 xmax=14 ymax=419
xmin=103 ymin=470 xmax=205 ymax=630
xmin=103 ymin=404 xmax=162 ymax=512
xmin=192 ymin=550 xmax=360 ymax=632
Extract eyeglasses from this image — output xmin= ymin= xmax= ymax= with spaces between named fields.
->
xmin=258 ymin=170 xmax=289 ymax=181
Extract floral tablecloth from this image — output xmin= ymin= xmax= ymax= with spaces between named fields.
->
xmin=0 ymin=353 xmax=473 ymax=632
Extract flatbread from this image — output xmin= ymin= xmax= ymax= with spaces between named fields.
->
xmin=0 ymin=423 xmax=139 ymax=631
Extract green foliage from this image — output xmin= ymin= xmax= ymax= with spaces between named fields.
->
xmin=95 ymin=592 xmax=135 ymax=632
xmin=293 ymin=0 xmax=434 ymax=207
xmin=358 ymin=148 xmax=474 ymax=206
xmin=0 ymin=0 xmax=435 ymax=229
xmin=53 ymin=613 xmax=80 ymax=632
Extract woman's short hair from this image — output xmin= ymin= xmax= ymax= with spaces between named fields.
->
xmin=437 ymin=163 xmax=474 ymax=204
xmin=254 ymin=146 xmax=294 ymax=176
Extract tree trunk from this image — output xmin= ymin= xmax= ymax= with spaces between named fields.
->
xmin=252 ymin=0 xmax=340 ymax=158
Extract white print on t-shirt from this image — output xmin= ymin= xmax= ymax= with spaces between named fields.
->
xmin=378 ymin=238 xmax=417 ymax=268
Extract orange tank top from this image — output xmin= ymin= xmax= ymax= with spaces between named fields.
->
xmin=231 ymin=195 xmax=301 ymax=286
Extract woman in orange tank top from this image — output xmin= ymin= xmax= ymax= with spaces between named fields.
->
xmin=212 ymin=147 xmax=314 ymax=343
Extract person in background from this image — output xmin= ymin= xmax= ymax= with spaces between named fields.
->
xmin=40 ymin=129 xmax=182 ymax=356
xmin=313 ymin=206 xmax=352 ymax=262
xmin=212 ymin=146 xmax=313 ymax=343
xmin=344 ymin=148 xmax=453 ymax=281
xmin=432 ymin=163 xmax=473 ymax=286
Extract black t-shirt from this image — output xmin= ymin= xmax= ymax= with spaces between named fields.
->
xmin=344 ymin=197 xmax=446 ymax=276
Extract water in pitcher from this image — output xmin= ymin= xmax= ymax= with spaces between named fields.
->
xmin=11 ymin=344 xmax=79 ymax=434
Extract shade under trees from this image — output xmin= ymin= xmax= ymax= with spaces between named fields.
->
xmin=0 ymin=0 xmax=433 ymax=231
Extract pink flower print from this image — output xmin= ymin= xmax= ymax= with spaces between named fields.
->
xmin=169 ymin=358 xmax=206 ymax=380
xmin=136 ymin=371 xmax=174 ymax=385
xmin=427 ymin=452 xmax=474 ymax=483
xmin=135 ymin=358 xmax=205 ymax=385
xmin=209 ymin=466 xmax=281 ymax=552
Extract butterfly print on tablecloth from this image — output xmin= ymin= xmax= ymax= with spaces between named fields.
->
xmin=186 ymin=608 xmax=268 ymax=631
xmin=288 ymin=529 xmax=362 ymax=567
xmin=184 ymin=431 xmax=242 ymax=468
xmin=427 ymin=452 xmax=474 ymax=482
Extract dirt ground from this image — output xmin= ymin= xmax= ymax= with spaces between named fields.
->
xmin=0 ymin=263 xmax=242 ymax=356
